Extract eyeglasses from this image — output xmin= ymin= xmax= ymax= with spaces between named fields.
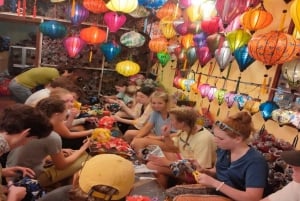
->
xmin=214 ymin=120 xmax=242 ymax=136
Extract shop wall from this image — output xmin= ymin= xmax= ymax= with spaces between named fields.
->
xmin=159 ymin=1 xmax=300 ymax=149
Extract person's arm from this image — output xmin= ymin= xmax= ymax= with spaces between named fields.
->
xmin=53 ymin=121 xmax=93 ymax=139
xmin=7 ymin=185 xmax=26 ymax=201
xmin=135 ymin=122 xmax=154 ymax=138
xmin=113 ymin=115 xmax=134 ymax=125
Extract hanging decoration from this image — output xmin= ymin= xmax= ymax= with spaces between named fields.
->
xmin=104 ymin=12 xmax=127 ymax=33
xmin=83 ymin=0 xmax=108 ymax=13
xmin=63 ymin=36 xmax=86 ymax=58
xmin=193 ymin=32 xmax=207 ymax=48
xmin=224 ymin=91 xmax=236 ymax=108
xmin=106 ymin=0 xmax=138 ymax=13
xmin=206 ymin=33 xmax=225 ymax=56
xmin=226 ymin=29 xmax=251 ymax=53
xmin=282 ymin=59 xmax=300 ymax=89
xmin=215 ymin=88 xmax=226 ymax=116
xmin=116 ymin=60 xmax=140 ymax=76
xmin=201 ymin=17 xmax=220 ymax=35
xmin=120 ymin=31 xmax=145 ymax=48
xmin=186 ymin=5 xmax=201 ymax=22
xmin=196 ymin=46 xmax=212 ymax=67
xmin=174 ymin=21 xmax=189 ymax=36
xmin=39 ymin=21 xmax=67 ymax=39
xmin=272 ymin=109 xmax=295 ymax=126
xmin=148 ymin=37 xmax=168 ymax=53
xmin=234 ymin=45 xmax=255 ymax=72
xmin=244 ymin=98 xmax=261 ymax=115
xmin=159 ymin=17 xmax=177 ymax=39
xmin=141 ymin=0 xmax=167 ymax=9
xmin=234 ymin=93 xmax=251 ymax=111
xmin=290 ymin=0 xmax=300 ymax=32
xmin=179 ymin=0 xmax=192 ymax=8
xmin=198 ymin=83 xmax=211 ymax=99
xmin=181 ymin=34 xmax=194 ymax=49
xmin=259 ymin=101 xmax=280 ymax=121
xmin=156 ymin=2 xmax=182 ymax=19
xmin=223 ymin=14 xmax=242 ymax=33
xmin=157 ymin=51 xmax=171 ymax=67
xmin=68 ymin=3 xmax=90 ymax=26
xmin=100 ymin=41 xmax=121 ymax=62
xmin=186 ymin=47 xmax=197 ymax=67
xmin=215 ymin=41 xmax=233 ymax=72
xmin=129 ymin=6 xmax=150 ymax=18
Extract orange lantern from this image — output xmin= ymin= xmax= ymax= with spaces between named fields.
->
xmin=159 ymin=17 xmax=177 ymax=39
xmin=156 ymin=2 xmax=182 ymax=19
xmin=248 ymin=31 xmax=300 ymax=69
xmin=80 ymin=26 xmax=107 ymax=44
xmin=116 ymin=60 xmax=140 ymax=76
xmin=241 ymin=4 xmax=273 ymax=34
xmin=149 ymin=37 xmax=168 ymax=53
xmin=83 ymin=0 xmax=108 ymax=14
xmin=181 ymin=34 xmax=194 ymax=49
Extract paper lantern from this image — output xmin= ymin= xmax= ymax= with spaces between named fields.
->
xmin=104 ymin=12 xmax=127 ymax=33
xmin=116 ymin=60 xmax=140 ymax=76
xmin=259 ymin=101 xmax=279 ymax=121
xmin=290 ymin=0 xmax=300 ymax=32
xmin=226 ymin=29 xmax=251 ymax=53
xmin=100 ymin=41 xmax=121 ymax=62
xmin=234 ymin=45 xmax=255 ymax=72
xmin=282 ymin=59 xmax=300 ymax=88
xmin=160 ymin=17 xmax=177 ymax=39
xmin=156 ymin=2 xmax=182 ymax=19
xmin=63 ymin=36 xmax=86 ymax=58
xmin=149 ymin=37 xmax=168 ymax=53
xmin=80 ymin=26 xmax=107 ymax=44
xmin=248 ymin=31 xmax=300 ymax=69
xmin=83 ymin=0 xmax=108 ymax=13
xmin=120 ymin=31 xmax=145 ymax=48
xmin=241 ymin=5 xmax=273 ymax=34
xmin=106 ymin=0 xmax=138 ymax=13
xmin=68 ymin=4 xmax=90 ymax=26
xmin=39 ymin=21 xmax=67 ymax=39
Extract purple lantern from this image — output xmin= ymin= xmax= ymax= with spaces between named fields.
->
xmin=69 ymin=4 xmax=89 ymax=26
xmin=207 ymin=86 xmax=217 ymax=102
xmin=225 ymin=91 xmax=236 ymax=108
xmin=63 ymin=36 xmax=86 ymax=58
xmin=193 ymin=32 xmax=207 ymax=48
xmin=104 ymin=12 xmax=127 ymax=33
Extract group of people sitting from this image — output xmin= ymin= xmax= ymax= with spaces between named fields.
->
xmin=0 ymin=66 xmax=299 ymax=201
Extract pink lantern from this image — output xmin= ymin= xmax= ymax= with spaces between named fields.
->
xmin=196 ymin=46 xmax=212 ymax=67
xmin=207 ymin=86 xmax=217 ymax=102
xmin=198 ymin=83 xmax=211 ymax=98
xmin=63 ymin=36 xmax=86 ymax=58
xmin=225 ymin=91 xmax=236 ymax=108
xmin=201 ymin=17 xmax=221 ymax=35
xmin=104 ymin=12 xmax=127 ymax=33
xmin=179 ymin=0 xmax=192 ymax=8
xmin=224 ymin=14 xmax=242 ymax=33
xmin=0 ymin=0 xmax=4 ymax=6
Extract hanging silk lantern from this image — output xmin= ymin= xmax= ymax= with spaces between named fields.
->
xmin=244 ymin=98 xmax=261 ymax=115
xmin=184 ymin=78 xmax=195 ymax=92
xmin=39 ymin=21 xmax=67 ymax=39
xmin=223 ymin=14 xmax=242 ymax=33
xmin=149 ymin=37 xmax=168 ymax=53
xmin=157 ymin=52 xmax=171 ymax=67
xmin=241 ymin=4 xmax=273 ymax=34
xmin=248 ymin=31 xmax=300 ymax=69
xmin=200 ymin=0 xmax=217 ymax=20
xmin=83 ymin=0 xmax=108 ymax=14
xmin=80 ymin=26 xmax=107 ymax=44
xmin=246 ymin=0 xmax=261 ymax=7
xmin=160 ymin=17 xmax=177 ymax=39
xmin=206 ymin=33 xmax=225 ymax=56
xmin=100 ymin=41 xmax=121 ymax=62
xmin=282 ymin=59 xmax=300 ymax=88
xmin=142 ymin=0 xmax=167 ymax=9
xmin=116 ymin=60 xmax=140 ymax=76
xmin=215 ymin=0 xmax=248 ymax=28
xmin=272 ymin=109 xmax=295 ymax=126
xmin=68 ymin=4 xmax=89 ymax=26
xmin=181 ymin=34 xmax=194 ymax=49
xmin=234 ymin=45 xmax=255 ymax=72
xmin=106 ymin=0 xmax=138 ymax=13
xmin=226 ymin=29 xmax=251 ymax=53
xmin=215 ymin=42 xmax=233 ymax=72
xmin=207 ymin=86 xmax=217 ymax=102
xmin=198 ymin=83 xmax=211 ymax=98
xmin=174 ymin=21 xmax=189 ymax=36
xmin=234 ymin=93 xmax=251 ymax=111
xmin=215 ymin=88 xmax=226 ymax=105
xmin=259 ymin=101 xmax=280 ymax=121
xmin=196 ymin=46 xmax=212 ymax=67
xmin=187 ymin=21 xmax=202 ymax=35
xmin=104 ymin=12 xmax=127 ymax=33
xmin=174 ymin=47 xmax=186 ymax=63
xmin=186 ymin=5 xmax=201 ymax=22
xmin=120 ymin=31 xmax=145 ymax=48
xmin=129 ymin=6 xmax=150 ymax=18
xmin=193 ymin=33 xmax=207 ymax=48
xmin=201 ymin=17 xmax=220 ymax=35
xmin=186 ymin=47 xmax=197 ymax=67
xmin=156 ymin=2 xmax=182 ymax=19
xmin=224 ymin=91 xmax=236 ymax=108
xmin=179 ymin=0 xmax=192 ymax=8
xmin=63 ymin=36 xmax=86 ymax=58
xmin=290 ymin=0 xmax=300 ymax=32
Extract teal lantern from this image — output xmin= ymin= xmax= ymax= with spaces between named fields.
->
xmin=100 ymin=41 xmax=121 ymax=62
xmin=259 ymin=101 xmax=279 ymax=121
xmin=39 ymin=21 xmax=67 ymax=39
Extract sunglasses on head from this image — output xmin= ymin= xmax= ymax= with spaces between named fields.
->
xmin=215 ymin=120 xmax=242 ymax=136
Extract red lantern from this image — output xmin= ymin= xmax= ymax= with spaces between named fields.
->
xmin=248 ymin=31 xmax=300 ymax=69
xmin=104 ymin=12 xmax=127 ymax=33
xmin=63 ymin=36 xmax=86 ymax=58
xmin=156 ymin=2 xmax=182 ymax=19
xmin=80 ymin=26 xmax=107 ymax=44
xmin=83 ymin=0 xmax=108 ymax=14
xmin=148 ymin=37 xmax=168 ymax=53
xmin=201 ymin=17 xmax=220 ymax=35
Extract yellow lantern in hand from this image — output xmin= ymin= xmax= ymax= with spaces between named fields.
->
xmin=116 ymin=60 xmax=140 ymax=76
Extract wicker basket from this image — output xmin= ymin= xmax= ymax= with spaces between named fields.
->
xmin=173 ymin=194 xmax=233 ymax=201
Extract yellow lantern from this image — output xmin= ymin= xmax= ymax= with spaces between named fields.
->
xmin=186 ymin=5 xmax=201 ymax=22
xmin=116 ymin=60 xmax=140 ymax=76
xmin=226 ymin=29 xmax=251 ymax=52
xmin=159 ymin=17 xmax=177 ymax=39
xmin=106 ymin=0 xmax=138 ymax=13
xmin=291 ymin=0 xmax=300 ymax=32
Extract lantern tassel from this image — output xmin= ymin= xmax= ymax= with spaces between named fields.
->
xmin=183 ymin=59 xmax=187 ymax=70
xmin=71 ymin=0 xmax=76 ymax=17
xmin=260 ymin=74 xmax=268 ymax=95
xmin=278 ymin=10 xmax=287 ymax=31
xmin=89 ymin=48 xmax=93 ymax=63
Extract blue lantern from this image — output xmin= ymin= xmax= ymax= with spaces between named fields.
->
xmin=39 ymin=21 xmax=67 ymax=39
xmin=259 ymin=101 xmax=279 ymax=121
xmin=68 ymin=4 xmax=89 ymax=26
xmin=100 ymin=41 xmax=121 ymax=62
xmin=234 ymin=93 xmax=251 ymax=111
xmin=234 ymin=45 xmax=255 ymax=72
xmin=143 ymin=0 xmax=167 ymax=9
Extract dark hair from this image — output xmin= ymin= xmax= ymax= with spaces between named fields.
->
xmin=137 ymin=86 xmax=155 ymax=97
xmin=115 ymin=80 xmax=128 ymax=87
xmin=49 ymin=77 xmax=75 ymax=88
xmin=0 ymin=104 xmax=52 ymax=138
xmin=36 ymin=97 xmax=66 ymax=118
xmin=57 ymin=67 xmax=74 ymax=75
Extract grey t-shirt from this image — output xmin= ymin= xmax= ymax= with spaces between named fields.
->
xmin=6 ymin=131 xmax=61 ymax=176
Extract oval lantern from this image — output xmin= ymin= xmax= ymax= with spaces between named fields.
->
xmin=156 ymin=2 xmax=182 ymax=19
xmin=39 ymin=21 xmax=67 ymax=39
xmin=226 ymin=29 xmax=251 ymax=53
xmin=149 ymin=37 xmax=168 ymax=53
xmin=100 ymin=41 xmax=121 ymax=62
xmin=63 ymin=36 xmax=86 ymax=58
xmin=248 ymin=31 xmax=300 ymax=69
xmin=116 ymin=60 xmax=140 ymax=76
xmin=106 ymin=0 xmax=138 ymax=13
xmin=196 ymin=46 xmax=212 ymax=67
xmin=68 ymin=4 xmax=89 ymax=26
xmin=259 ymin=101 xmax=279 ymax=121
xmin=83 ymin=0 xmax=108 ymax=14
xmin=282 ymin=58 xmax=300 ymax=88
xmin=241 ymin=5 xmax=273 ymax=34
xmin=80 ymin=26 xmax=107 ymax=44
xmin=234 ymin=45 xmax=255 ymax=72
xmin=224 ymin=91 xmax=236 ymax=108
xmin=120 ymin=31 xmax=145 ymax=48
xmin=160 ymin=17 xmax=177 ymax=39
xmin=104 ymin=12 xmax=127 ymax=33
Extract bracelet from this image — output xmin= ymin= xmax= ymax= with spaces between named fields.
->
xmin=216 ymin=182 xmax=225 ymax=191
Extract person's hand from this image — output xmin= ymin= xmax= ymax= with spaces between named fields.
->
xmin=2 ymin=166 xmax=35 ymax=178
xmin=161 ymin=124 xmax=171 ymax=136
xmin=80 ymin=138 xmax=91 ymax=151
xmin=69 ymin=108 xmax=80 ymax=118
xmin=62 ymin=148 xmax=74 ymax=157
xmin=112 ymin=115 xmax=121 ymax=121
xmin=195 ymin=173 xmax=218 ymax=188
xmin=7 ymin=185 xmax=27 ymax=201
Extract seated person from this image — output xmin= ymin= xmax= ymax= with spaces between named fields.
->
xmin=113 ymin=86 xmax=155 ymax=137
xmin=146 ymin=107 xmax=216 ymax=188
xmin=6 ymin=97 xmax=91 ymax=188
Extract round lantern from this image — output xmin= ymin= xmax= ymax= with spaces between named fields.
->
xmin=259 ymin=101 xmax=280 ymax=121
xmin=68 ymin=4 xmax=90 ymax=26
xmin=104 ymin=12 xmax=127 ymax=33
xmin=156 ymin=2 xmax=182 ymax=19
xmin=80 ymin=26 xmax=107 ymax=44
xmin=120 ymin=31 xmax=145 ymax=48
xmin=83 ymin=0 xmax=108 ymax=14
xmin=63 ymin=36 xmax=86 ymax=58
xmin=282 ymin=58 xmax=300 ymax=88
xmin=234 ymin=45 xmax=255 ymax=72
xmin=39 ymin=21 xmax=67 ymax=39
xmin=149 ymin=37 xmax=168 ymax=53
xmin=106 ymin=0 xmax=138 ymax=13
xmin=116 ymin=60 xmax=140 ymax=76
xmin=241 ymin=4 xmax=273 ymax=34
xmin=226 ymin=29 xmax=251 ymax=53
xmin=248 ymin=31 xmax=300 ymax=69
xmin=100 ymin=41 xmax=121 ymax=62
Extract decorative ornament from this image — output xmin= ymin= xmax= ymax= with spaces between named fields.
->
xmin=149 ymin=37 xmax=168 ymax=53
xmin=244 ymin=98 xmax=261 ymax=115
xmin=83 ymin=0 xmax=108 ymax=14
xmin=157 ymin=52 xmax=171 ymax=67
xmin=198 ymin=83 xmax=211 ymax=99
xmin=129 ymin=6 xmax=150 ymax=18
xmin=234 ymin=45 xmax=255 ymax=72
xmin=201 ymin=17 xmax=220 ymax=35
xmin=116 ymin=60 xmax=140 ymax=76
xmin=234 ymin=93 xmax=251 ymax=111
xmin=186 ymin=5 xmax=201 ymax=22
xmin=215 ymin=88 xmax=226 ymax=105
xmin=282 ymin=59 xmax=300 ymax=89
xmin=160 ymin=17 xmax=177 ymax=39
xmin=106 ymin=0 xmax=138 ymax=13
xmin=193 ymin=32 xmax=207 ymax=48
xmin=215 ymin=42 xmax=233 ymax=72
xmin=181 ymin=34 xmax=195 ymax=49
xmin=80 ymin=26 xmax=107 ymax=44
xmin=186 ymin=47 xmax=197 ymax=67
xmin=104 ymin=11 xmax=127 ymax=33
xmin=120 ymin=31 xmax=145 ymax=48
xmin=196 ymin=46 xmax=212 ymax=67
xmin=39 ymin=21 xmax=67 ymax=39
xmin=259 ymin=101 xmax=280 ymax=121
xmin=206 ymin=33 xmax=225 ymax=56
xmin=156 ymin=2 xmax=181 ymax=19
xmin=226 ymin=29 xmax=251 ymax=53
xmin=63 ymin=36 xmax=86 ymax=58
xmin=224 ymin=91 xmax=236 ymax=108
xmin=68 ymin=3 xmax=90 ymax=26
xmin=290 ymin=0 xmax=300 ymax=32
xmin=100 ymin=41 xmax=121 ymax=62
xmin=141 ymin=0 xmax=167 ymax=9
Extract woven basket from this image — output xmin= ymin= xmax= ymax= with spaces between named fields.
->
xmin=173 ymin=194 xmax=233 ymax=201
